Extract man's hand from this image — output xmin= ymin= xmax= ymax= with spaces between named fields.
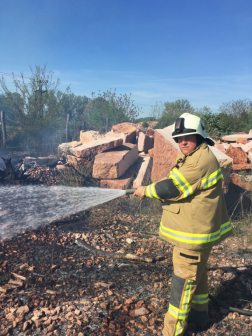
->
xmin=133 ymin=186 xmax=143 ymax=200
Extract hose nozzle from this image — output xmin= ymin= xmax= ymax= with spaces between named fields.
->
xmin=125 ymin=188 xmax=136 ymax=194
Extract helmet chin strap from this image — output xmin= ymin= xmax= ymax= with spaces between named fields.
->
xmin=196 ymin=134 xmax=205 ymax=147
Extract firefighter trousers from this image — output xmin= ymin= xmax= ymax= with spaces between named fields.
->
xmin=162 ymin=246 xmax=212 ymax=336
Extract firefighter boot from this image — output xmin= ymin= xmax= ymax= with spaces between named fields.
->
xmin=188 ymin=308 xmax=207 ymax=327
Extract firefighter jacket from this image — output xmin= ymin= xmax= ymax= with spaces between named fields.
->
xmin=140 ymin=142 xmax=232 ymax=250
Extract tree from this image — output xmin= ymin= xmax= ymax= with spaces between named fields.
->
xmin=150 ymin=101 xmax=164 ymax=120
xmin=0 ymin=65 xmax=70 ymax=149
xmin=88 ymin=89 xmax=141 ymax=127
xmin=196 ymin=106 xmax=221 ymax=139
xmin=157 ymin=99 xmax=195 ymax=128
xmin=218 ymin=99 xmax=252 ymax=134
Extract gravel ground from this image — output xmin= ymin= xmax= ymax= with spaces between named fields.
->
xmin=0 ymin=198 xmax=252 ymax=336
xmin=1 ymin=161 xmax=252 ymax=335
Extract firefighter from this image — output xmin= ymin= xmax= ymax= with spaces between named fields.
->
xmin=133 ymin=113 xmax=232 ymax=336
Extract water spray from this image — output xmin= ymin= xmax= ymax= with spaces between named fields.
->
xmin=0 ymin=186 xmax=137 ymax=241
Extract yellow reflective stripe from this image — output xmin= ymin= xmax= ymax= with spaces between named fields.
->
xmin=175 ymin=280 xmax=192 ymax=336
xmin=170 ymin=168 xmax=193 ymax=198
xmin=182 ymin=280 xmax=193 ymax=310
xmin=160 ymin=221 xmax=232 ymax=244
xmin=202 ymin=168 xmax=223 ymax=189
xmin=168 ymin=303 xmax=190 ymax=320
xmin=192 ymin=294 xmax=208 ymax=304
xmin=145 ymin=184 xmax=160 ymax=199
xmin=175 ymin=321 xmax=183 ymax=335
xmin=151 ymin=184 xmax=159 ymax=199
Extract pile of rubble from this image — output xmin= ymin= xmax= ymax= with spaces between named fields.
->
xmin=58 ymin=123 xmax=155 ymax=190
xmin=214 ymin=131 xmax=252 ymax=191
xmin=58 ymin=123 xmax=237 ymax=193
xmin=5 ymin=122 xmax=252 ymax=193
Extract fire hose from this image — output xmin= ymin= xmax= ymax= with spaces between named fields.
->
xmin=125 ymin=189 xmax=252 ymax=316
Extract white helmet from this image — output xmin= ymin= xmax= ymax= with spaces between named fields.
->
xmin=172 ymin=113 xmax=214 ymax=146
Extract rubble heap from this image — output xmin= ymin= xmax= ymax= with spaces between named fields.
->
xmin=58 ymin=123 xmax=155 ymax=190
xmin=57 ymin=122 xmax=236 ymax=193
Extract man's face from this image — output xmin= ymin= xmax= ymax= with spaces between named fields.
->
xmin=178 ymin=134 xmax=197 ymax=155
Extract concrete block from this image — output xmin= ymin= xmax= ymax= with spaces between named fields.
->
xmin=69 ymin=137 xmax=123 ymax=158
xmin=92 ymin=143 xmax=138 ymax=179
xmin=133 ymin=156 xmax=153 ymax=188
xmin=138 ymin=132 xmax=154 ymax=153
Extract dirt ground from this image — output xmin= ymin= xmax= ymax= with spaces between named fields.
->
xmin=1 ymin=193 xmax=252 ymax=336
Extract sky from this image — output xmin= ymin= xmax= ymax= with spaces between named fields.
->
xmin=0 ymin=0 xmax=251 ymax=117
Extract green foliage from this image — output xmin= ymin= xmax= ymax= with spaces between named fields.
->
xmin=195 ymin=106 xmax=221 ymax=139
xmin=218 ymin=99 xmax=252 ymax=134
xmin=157 ymin=99 xmax=195 ymax=128
xmin=149 ymin=101 xmax=165 ymax=120
xmin=0 ymin=67 xmax=142 ymax=152
xmin=0 ymin=65 xmax=70 ymax=151
xmin=135 ymin=117 xmax=156 ymax=123
xmin=142 ymin=121 xmax=149 ymax=128
xmin=89 ymin=96 xmax=129 ymax=130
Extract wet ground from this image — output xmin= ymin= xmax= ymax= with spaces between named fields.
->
xmin=1 ymin=196 xmax=252 ymax=336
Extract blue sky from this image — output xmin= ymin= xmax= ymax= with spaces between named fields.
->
xmin=0 ymin=0 xmax=251 ymax=117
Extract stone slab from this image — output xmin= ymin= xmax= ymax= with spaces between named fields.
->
xmin=241 ymin=141 xmax=252 ymax=153
xmin=236 ymin=137 xmax=248 ymax=144
xmin=214 ymin=143 xmax=225 ymax=152
xmin=227 ymin=143 xmax=245 ymax=151
xmin=133 ymin=156 xmax=153 ymax=188
xmin=222 ymin=134 xmax=252 ymax=142
xmin=230 ymin=173 xmax=252 ymax=191
xmin=92 ymin=143 xmax=138 ymax=179
xmin=248 ymin=151 xmax=252 ymax=163
xmin=151 ymin=128 xmax=181 ymax=183
xmin=138 ymin=132 xmax=154 ymax=153
xmin=69 ymin=137 xmax=123 ymax=158
xmin=80 ymin=130 xmax=104 ymax=144
xmin=146 ymin=128 xmax=155 ymax=137
xmin=232 ymin=163 xmax=252 ymax=170
xmin=110 ymin=123 xmax=136 ymax=143
xmin=100 ymin=170 xmax=133 ymax=190
xmin=58 ymin=141 xmax=80 ymax=159
xmin=67 ymin=155 xmax=83 ymax=168
xmin=209 ymin=146 xmax=233 ymax=193
xmin=225 ymin=145 xmax=248 ymax=164
xmin=148 ymin=148 xmax=154 ymax=158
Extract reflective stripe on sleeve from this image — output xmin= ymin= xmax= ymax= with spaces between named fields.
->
xmin=160 ymin=221 xmax=232 ymax=244
xmin=169 ymin=168 xmax=193 ymax=198
xmin=202 ymin=168 xmax=223 ymax=189
xmin=192 ymin=294 xmax=208 ymax=305
xmin=145 ymin=184 xmax=160 ymax=199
